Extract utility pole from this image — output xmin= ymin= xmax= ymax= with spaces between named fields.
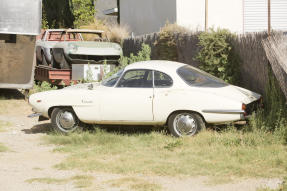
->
xmin=268 ymin=0 xmax=271 ymax=35
xmin=205 ymin=0 xmax=208 ymax=31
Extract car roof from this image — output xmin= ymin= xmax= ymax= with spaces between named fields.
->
xmin=125 ymin=60 xmax=186 ymax=72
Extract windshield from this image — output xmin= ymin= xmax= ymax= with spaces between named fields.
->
xmin=102 ymin=69 xmax=123 ymax=87
xmin=177 ymin=65 xmax=228 ymax=88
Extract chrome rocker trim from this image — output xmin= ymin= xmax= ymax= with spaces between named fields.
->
xmin=202 ymin=110 xmax=245 ymax=114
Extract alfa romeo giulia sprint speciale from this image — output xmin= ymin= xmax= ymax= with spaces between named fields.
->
xmin=29 ymin=61 xmax=262 ymax=137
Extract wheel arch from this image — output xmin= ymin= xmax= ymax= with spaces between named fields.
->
xmin=165 ymin=110 xmax=206 ymax=125
xmin=48 ymin=106 xmax=75 ymax=118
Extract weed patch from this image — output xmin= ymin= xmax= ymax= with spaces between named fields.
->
xmin=26 ymin=175 xmax=93 ymax=188
xmin=0 ymin=121 xmax=10 ymax=132
xmin=0 ymin=143 xmax=8 ymax=152
xmin=106 ymin=177 xmax=161 ymax=191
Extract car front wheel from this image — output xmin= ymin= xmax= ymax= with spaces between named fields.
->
xmin=51 ymin=107 xmax=83 ymax=134
xmin=168 ymin=112 xmax=205 ymax=137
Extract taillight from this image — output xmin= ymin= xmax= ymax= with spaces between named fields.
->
xmin=242 ymin=103 xmax=247 ymax=116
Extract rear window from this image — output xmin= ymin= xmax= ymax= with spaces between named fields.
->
xmin=177 ymin=65 xmax=228 ymax=88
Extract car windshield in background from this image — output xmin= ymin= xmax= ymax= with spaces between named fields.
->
xmin=177 ymin=65 xmax=228 ymax=88
xmin=79 ymin=33 xmax=108 ymax=42
xmin=102 ymin=69 xmax=123 ymax=87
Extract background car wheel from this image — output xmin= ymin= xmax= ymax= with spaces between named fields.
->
xmin=50 ymin=54 xmax=60 ymax=69
xmin=168 ymin=112 xmax=205 ymax=137
xmin=41 ymin=52 xmax=49 ymax=66
xmin=51 ymin=107 xmax=83 ymax=134
xmin=60 ymin=55 xmax=70 ymax=69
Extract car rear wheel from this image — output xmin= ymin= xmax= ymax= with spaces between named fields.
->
xmin=168 ymin=112 xmax=205 ymax=137
xmin=51 ymin=107 xmax=83 ymax=134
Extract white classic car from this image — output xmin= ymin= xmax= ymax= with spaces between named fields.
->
xmin=29 ymin=61 xmax=262 ymax=137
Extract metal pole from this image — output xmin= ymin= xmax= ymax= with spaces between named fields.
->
xmin=205 ymin=0 xmax=208 ymax=31
xmin=268 ymin=0 xmax=271 ymax=35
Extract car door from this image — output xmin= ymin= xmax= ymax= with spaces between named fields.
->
xmin=152 ymin=71 xmax=175 ymax=122
xmin=99 ymin=69 xmax=154 ymax=122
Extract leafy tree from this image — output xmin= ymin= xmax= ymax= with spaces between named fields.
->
xmin=42 ymin=0 xmax=95 ymax=28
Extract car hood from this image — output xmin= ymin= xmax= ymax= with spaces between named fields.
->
xmin=199 ymin=85 xmax=261 ymax=104
xmin=55 ymin=41 xmax=123 ymax=56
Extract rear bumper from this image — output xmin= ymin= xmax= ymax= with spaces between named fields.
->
xmin=245 ymin=98 xmax=263 ymax=115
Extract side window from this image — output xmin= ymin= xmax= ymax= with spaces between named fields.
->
xmin=117 ymin=70 xmax=153 ymax=88
xmin=154 ymin=71 xmax=173 ymax=87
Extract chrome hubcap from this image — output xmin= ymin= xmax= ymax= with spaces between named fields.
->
xmin=57 ymin=111 xmax=76 ymax=130
xmin=174 ymin=113 xmax=197 ymax=135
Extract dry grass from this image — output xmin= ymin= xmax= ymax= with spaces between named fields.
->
xmin=81 ymin=19 xmax=130 ymax=43
xmin=106 ymin=24 xmax=130 ymax=44
xmin=43 ymin=128 xmax=287 ymax=180
xmin=159 ymin=22 xmax=190 ymax=34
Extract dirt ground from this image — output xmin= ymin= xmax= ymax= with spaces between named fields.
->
xmin=0 ymin=90 xmax=282 ymax=191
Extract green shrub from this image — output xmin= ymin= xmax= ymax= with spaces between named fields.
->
xmin=42 ymin=0 xmax=95 ymax=28
xmin=196 ymin=28 xmax=240 ymax=84
xmin=105 ymin=43 xmax=151 ymax=79
xmin=30 ymin=81 xmax=58 ymax=95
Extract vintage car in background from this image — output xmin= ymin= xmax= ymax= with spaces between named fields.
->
xmin=35 ymin=29 xmax=122 ymax=69
xmin=29 ymin=61 xmax=262 ymax=137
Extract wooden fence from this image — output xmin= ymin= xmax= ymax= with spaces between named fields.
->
xmin=123 ymin=32 xmax=270 ymax=95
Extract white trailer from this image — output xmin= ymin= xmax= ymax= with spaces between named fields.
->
xmin=0 ymin=0 xmax=42 ymax=89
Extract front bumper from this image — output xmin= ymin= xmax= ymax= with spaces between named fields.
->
xmin=67 ymin=54 xmax=120 ymax=64
xmin=28 ymin=112 xmax=49 ymax=122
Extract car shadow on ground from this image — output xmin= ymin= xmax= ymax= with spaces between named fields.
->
xmin=22 ymin=123 xmax=168 ymax=136
xmin=0 ymin=89 xmax=25 ymax=100
xmin=93 ymin=125 xmax=168 ymax=135
xmin=22 ymin=123 xmax=52 ymax=134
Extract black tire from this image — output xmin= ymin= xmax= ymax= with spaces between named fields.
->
xmin=60 ymin=55 xmax=70 ymax=69
xmin=42 ymin=52 xmax=49 ymax=66
xmin=50 ymin=54 xmax=60 ymax=69
xmin=168 ymin=112 xmax=205 ymax=137
xmin=51 ymin=107 xmax=83 ymax=134
xmin=36 ymin=57 xmax=41 ymax=66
